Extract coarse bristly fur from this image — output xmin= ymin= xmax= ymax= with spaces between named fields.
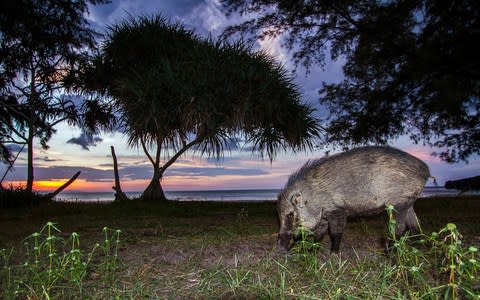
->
xmin=277 ymin=146 xmax=430 ymax=253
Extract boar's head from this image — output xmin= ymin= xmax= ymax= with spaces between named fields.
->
xmin=280 ymin=190 xmax=318 ymax=233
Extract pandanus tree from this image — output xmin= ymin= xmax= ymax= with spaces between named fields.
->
xmin=81 ymin=15 xmax=320 ymax=201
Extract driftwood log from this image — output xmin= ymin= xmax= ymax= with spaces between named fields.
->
xmin=111 ymin=146 xmax=129 ymax=201
xmin=45 ymin=171 xmax=81 ymax=200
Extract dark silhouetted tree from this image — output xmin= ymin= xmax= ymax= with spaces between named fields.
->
xmin=79 ymin=15 xmax=321 ymax=201
xmin=0 ymin=0 xmax=110 ymax=191
xmin=222 ymin=0 xmax=480 ymax=162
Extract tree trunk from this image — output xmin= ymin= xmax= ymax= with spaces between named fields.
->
xmin=111 ymin=146 xmax=129 ymax=201
xmin=138 ymin=137 xmax=199 ymax=201
xmin=140 ymin=168 xmax=166 ymax=201
xmin=26 ymin=64 xmax=36 ymax=193
xmin=45 ymin=171 xmax=81 ymax=200
xmin=25 ymin=129 xmax=34 ymax=192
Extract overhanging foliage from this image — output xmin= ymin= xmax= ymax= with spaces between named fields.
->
xmin=222 ymin=0 xmax=480 ymax=162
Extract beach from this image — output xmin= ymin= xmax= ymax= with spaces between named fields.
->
xmin=1 ymin=195 xmax=479 ymax=298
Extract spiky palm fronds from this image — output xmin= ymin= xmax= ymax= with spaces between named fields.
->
xmin=83 ymin=13 xmax=321 ymax=167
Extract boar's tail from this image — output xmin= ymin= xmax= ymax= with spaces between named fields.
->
xmin=429 ymin=176 xmax=438 ymax=186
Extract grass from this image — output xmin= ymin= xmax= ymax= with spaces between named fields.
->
xmin=0 ymin=196 xmax=479 ymax=299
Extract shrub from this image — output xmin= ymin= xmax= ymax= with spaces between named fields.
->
xmin=386 ymin=205 xmax=479 ymax=299
xmin=0 ymin=186 xmax=44 ymax=208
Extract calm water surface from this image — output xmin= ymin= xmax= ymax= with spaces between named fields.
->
xmin=51 ymin=187 xmax=476 ymax=203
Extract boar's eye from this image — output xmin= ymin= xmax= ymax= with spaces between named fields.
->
xmin=290 ymin=192 xmax=303 ymax=208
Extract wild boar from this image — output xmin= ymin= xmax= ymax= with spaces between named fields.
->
xmin=277 ymin=146 xmax=430 ymax=253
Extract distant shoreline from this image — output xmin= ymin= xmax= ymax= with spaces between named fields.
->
xmin=43 ymin=187 xmax=479 ymax=203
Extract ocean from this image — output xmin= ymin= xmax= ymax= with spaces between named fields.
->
xmin=51 ymin=187 xmax=476 ymax=203
xmin=52 ymin=189 xmax=279 ymax=202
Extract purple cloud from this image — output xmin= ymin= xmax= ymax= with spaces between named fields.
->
xmin=67 ymin=133 xmax=103 ymax=151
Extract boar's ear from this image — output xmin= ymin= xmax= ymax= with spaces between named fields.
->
xmin=289 ymin=192 xmax=304 ymax=208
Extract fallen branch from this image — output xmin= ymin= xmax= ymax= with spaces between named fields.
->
xmin=45 ymin=171 xmax=81 ymax=200
xmin=111 ymin=146 xmax=129 ymax=201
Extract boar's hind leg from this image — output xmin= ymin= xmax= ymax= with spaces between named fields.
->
xmin=387 ymin=206 xmax=415 ymax=251
xmin=328 ymin=213 xmax=347 ymax=253
xmin=405 ymin=206 xmax=420 ymax=235
xmin=395 ymin=207 xmax=415 ymax=240
xmin=277 ymin=212 xmax=294 ymax=253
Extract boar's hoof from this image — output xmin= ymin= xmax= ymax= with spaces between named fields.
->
xmin=277 ymin=232 xmax=291 ymax=254
xmin=277 ymin=245 xmax=289 ymax=255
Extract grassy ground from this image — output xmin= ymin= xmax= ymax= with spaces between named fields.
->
xmin=1 ymin=196 xmax=479 ymax=299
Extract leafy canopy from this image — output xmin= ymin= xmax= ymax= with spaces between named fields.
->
xmin=0 ymin=0 xmax=111 ymax=192
xmin=223 ymin=0 xmax=480 ymax=162
xmin=0 ymin=0 xmax=111 ymax=162
xmin=82 ymin=15 xmax=320 ymax=161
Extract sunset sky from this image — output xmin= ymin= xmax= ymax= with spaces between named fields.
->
xmin=1 ymin=0 xmax=478 ymax=192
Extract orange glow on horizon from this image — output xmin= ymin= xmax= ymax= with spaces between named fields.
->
xmin=2 ymin=173 xmax=284 ymax=192
xmin=3 ymin=179 xmax=116 ymax=192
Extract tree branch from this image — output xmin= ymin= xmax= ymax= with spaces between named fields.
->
xmin=140 ymin=136 xmax=156 ymax=166
xmin=3 ymin=125 xmax=28 ymax=142
xmin=160 ymin=138 xmax=199 ymax=176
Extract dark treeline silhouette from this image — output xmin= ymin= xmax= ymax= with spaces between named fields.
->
xmin=445 ymin=176 xmax=480 ymax=191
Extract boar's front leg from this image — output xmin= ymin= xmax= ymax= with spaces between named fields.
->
xmin=328 ymin=212 xmax=347 ymax=253
xmin=277 ymin=212 xmax=294 ymax=253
